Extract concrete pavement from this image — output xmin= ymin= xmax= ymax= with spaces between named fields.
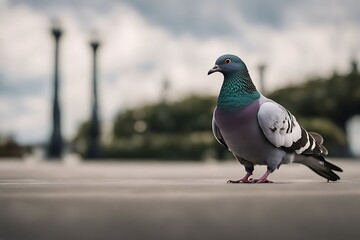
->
xmin=0 ymin=159 xmax=359 ymax=240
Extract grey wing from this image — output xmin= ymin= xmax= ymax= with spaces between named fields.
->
xmin=257 ymin=101 xmax=327 ymax=155
xmin=212 ymin=109 xmax=228 ymax=148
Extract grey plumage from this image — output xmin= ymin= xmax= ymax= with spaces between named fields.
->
xmin=209 ymin=54 xmax=342 ymax=183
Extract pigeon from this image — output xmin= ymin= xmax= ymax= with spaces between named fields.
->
xmin=208 ymin=54 xmax=342 ymax=183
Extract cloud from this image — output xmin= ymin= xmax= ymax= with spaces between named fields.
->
xmin=0 ymin=1 xmax=51 ymax=143
xmin=1 ymin=2 xmax=229 ymax=143
xmin=0 ymin=95 xmax=49 ymax=143
xmin=1 ymin=0 xmax=360 ymax=144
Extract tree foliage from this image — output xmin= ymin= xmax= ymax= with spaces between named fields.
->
xmin=74 ymin=95 xmax=229 ymax=160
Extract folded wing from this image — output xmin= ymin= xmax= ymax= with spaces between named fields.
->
xmin=212 ymin=109 xmax=228 ymax=148
xmin=257 ymin=101 xmax=326 ymax=155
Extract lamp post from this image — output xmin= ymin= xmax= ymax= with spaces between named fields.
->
xmin=161 ymin=76 xmax=170 ymax=104
xmin=86 ymin=38 xmax=101 ymax=159
xmin=258 ymin=63 xmax=266 ymax=94
xmin=47 ymin=23 xmax=63 ymax=159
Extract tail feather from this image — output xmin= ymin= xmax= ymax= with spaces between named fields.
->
xmin=323 ymin=158 xmax=343 ymax=172
xmin=294 ymin=155 xmax=342 ymax=181
xmin=309 ymin=132 xmax=324 ymax=144
xmin=309 ymin=132 xmax=328 ymax=155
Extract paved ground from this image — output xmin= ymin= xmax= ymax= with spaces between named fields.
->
xmin=0 ymin=158 xmax=359 ymax=240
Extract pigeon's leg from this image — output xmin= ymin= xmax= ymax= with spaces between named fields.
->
xmin=227 ymin=172 xmax=253 ymax=183
xmin=253 ymin=170 xmax=273 ymax=183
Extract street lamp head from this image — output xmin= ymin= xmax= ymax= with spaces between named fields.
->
xmin=258 ymin=63 xmax=266 ymax=71
xmin=50 ymin=18 xmax=62 ymax=39
xmin=89 ymin=29 xmax=101 ymax=50
xmin=52 ymin=28 xmax=62 ymax=38
xmin=90 ymin=40 xmax=100 ymax=50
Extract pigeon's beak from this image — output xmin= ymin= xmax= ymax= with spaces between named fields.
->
xmin=208 ymin=65 xmax=221 ymax=75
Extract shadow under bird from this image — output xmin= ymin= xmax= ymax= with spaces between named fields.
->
xmin=208 ymin=54 xmax=343 ymax=183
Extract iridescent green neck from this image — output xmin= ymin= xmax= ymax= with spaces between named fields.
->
xmin=217 ymin=72 xmax=260 ymax=110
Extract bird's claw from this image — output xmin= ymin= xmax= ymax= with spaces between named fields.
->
xmin=227 ymin=178 xmax=273 ymax=183
xmin=249 ymin=178 xmax=273 ymax=183
xmin=227 ymin=179 xmax=254 ymax=184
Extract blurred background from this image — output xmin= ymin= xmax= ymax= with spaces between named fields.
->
xmin=1 ymin=0 xmax=360 ymax=161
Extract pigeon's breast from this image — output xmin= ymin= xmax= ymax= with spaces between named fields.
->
xmin=215 ymin=100 xmax=275 ymax=164
xmin=215 ymin=100 xmax=260 ymax=133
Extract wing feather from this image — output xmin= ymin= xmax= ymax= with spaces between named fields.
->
xmin=257 ymin=101 xmax=325 ymax=155
xmin=212 ymin=109 xmax=228 ymax=148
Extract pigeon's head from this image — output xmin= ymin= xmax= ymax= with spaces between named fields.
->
xmin=208 ymin=54 xmax=248 ymax=76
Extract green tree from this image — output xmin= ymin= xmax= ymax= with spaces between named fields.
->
xmin=74 ymin=95 xmax=227 ymax=160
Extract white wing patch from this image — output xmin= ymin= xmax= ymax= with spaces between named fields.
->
xmin=258 ymin=101 xmax=302 ymax=149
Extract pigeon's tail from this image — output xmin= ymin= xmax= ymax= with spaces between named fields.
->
xmin=309 ymin=132 xmax=328 ymax=155
xmin=293 ymin=155 xmax=342 ymax=181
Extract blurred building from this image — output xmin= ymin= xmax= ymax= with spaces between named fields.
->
xmin=347 ymin=116 xmax=360 ymax=157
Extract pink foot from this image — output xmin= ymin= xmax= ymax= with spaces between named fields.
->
xmin=251 ymin=170 xmax=273 ymax=183
xmin=227 ymin=172 xmax=254 ymax=184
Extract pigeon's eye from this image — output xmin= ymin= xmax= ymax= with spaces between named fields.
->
xmin=224 ymin=59 xmax=231 ymax=64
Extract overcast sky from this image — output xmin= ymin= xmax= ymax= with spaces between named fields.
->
xmin=1 ymin=0 xmax=360 ymax=144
